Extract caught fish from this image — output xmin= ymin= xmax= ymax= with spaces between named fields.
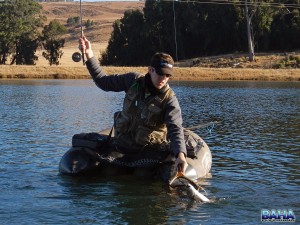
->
xmin=169 ymin=171 xmax=210 ymax=202
xmin=186 ymin=183 xmax=210 ymax=202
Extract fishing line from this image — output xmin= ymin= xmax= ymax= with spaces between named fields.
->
xmin=184 ymin=121 xmax=219 ymax=131
xmin=207 ymin=123 xmax=215 ymax=135
xmin=172 ymin=0 xmax=178 ymax=62
xmin=160 ymin=0 xmax=300 ymax=9
xmin=171 ymin=0 xmax=180 ymax=86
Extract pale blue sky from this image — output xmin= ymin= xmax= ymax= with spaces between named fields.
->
xmin=75 ymin=0 xmax=141 ymax=2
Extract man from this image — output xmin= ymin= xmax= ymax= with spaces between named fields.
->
xmin=79 ymin=36 xmax=187 ymax=175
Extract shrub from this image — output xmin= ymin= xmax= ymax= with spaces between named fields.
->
xmin=273 ymin=55 xmax=300 ymax=68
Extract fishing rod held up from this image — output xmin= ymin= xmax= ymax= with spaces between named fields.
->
xmin=72 ymin=0 xmax=85 ymax=64
xmin=80 ymin=0 xmax=85 ymax=65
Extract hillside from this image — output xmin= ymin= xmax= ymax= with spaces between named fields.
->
xmin=38 ymin=1 xmax=144 ymax=66
xmin=41 ymin=1 xmax=144 ymax=47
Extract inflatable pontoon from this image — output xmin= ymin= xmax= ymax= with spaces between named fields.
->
xmin=59 ymin=128 xmax=212 ymax=181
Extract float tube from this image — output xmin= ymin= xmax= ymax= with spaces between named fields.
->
xmin=59 ymin=128 xmax=212 ymax=181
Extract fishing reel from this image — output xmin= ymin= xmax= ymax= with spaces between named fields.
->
xmin=72 ymin=52 xmax=82 ymax=62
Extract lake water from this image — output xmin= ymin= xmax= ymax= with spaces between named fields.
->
xmin=0 ymin=79 xmax=299 ymax=225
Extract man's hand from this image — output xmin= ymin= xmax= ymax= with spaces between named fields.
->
xmin=79 ymin=36 xmax=94 ymax=60
xmin=175 ymin=152 xmax=188 ymax=174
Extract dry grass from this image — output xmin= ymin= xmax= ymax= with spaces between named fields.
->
xmin=36 ymin=1 xmax=144 ymax=66
xmin=177 ymin=52 xmax=300 ymax=68
xmin=1 ymin=65 xmax=299 ymax=81
xmin=1 ymin=1 xmax=299 ymax=81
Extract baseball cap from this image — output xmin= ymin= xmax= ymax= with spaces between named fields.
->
xmin=150 ymin=52 xmax=174 ymax=77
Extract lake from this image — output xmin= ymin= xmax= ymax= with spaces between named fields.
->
xmin=0 ymin=79 xmax=299 ymax=224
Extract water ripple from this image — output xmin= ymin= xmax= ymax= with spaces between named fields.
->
xmin=0 ymin=80 xmax=299 ymax=225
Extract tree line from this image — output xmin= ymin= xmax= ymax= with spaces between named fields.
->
xmin=101 ymin=0 xmax=300 ymax=66
xmin=0 ymin=0 xmax=299 ymax=66
xmin=0 ymin=0 xmax=96 ymax=65
xmin=0 ymin=0 xmax=68 ymax=65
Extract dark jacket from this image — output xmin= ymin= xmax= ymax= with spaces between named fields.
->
xmin=86 ymin=56 xmax=186 ymax=157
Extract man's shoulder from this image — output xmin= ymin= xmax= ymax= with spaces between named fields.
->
xmin=122 ymin=72 xmax=144 ymax=81
xmin=165 ymin=88 xmax=179 ymax=105
xmin=133 ymin=72 xmax=145 ymax=79
xmin=165 ymin=84 xmax=176 ymax=97
xmin=121 ymin=72 xmax=144 ymax=91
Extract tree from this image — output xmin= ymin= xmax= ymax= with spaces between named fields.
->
xmin=67 ymin=16 xmax=80 ymax=27
xmin=270 ymin=1 xmax=300 ymax=51
xmin=101 ymin=9 xmax=146 ymax=65
xmin=103 ymin=0 xmax=246 ymax=65
xmin=178 ymin=2 xmax=243 ymax=57
xmin=85 ymin=19 xmax=94 ymax=28
xmin=41 ymin=19 xmax=66 ymax=65
xmin=0 ymin=0 xmax=44 ymax=65
xmin=119 ymin=9 xmax=147 ymax=65
xmin=100 ymin=0 xmax=300 ymax=66
xmin=241 ymin=0 xmax=278 ymax=61
xmin=143 ymin=0 xmax=176 ymax=57
xmin=100 ymin=20 xmax=126 ymax=65
xmin=244 ymin=0 xmax=258 ymax=61
xmin=10 ymin=34 xmax=39 ymax=65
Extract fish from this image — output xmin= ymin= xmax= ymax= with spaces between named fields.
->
xmin=169 ymin=172 xmax=210 ymax=202
xmin=186 ymin=184 xmax=210 ymax=202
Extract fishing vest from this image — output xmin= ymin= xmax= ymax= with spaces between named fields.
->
xmin=114 ymin=76 xmax=174 ymax=149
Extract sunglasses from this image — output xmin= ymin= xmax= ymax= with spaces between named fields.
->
xmin=155 ymin=70 xmax=172 ymax=78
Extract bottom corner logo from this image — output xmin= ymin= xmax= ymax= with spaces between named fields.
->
xmin=261 ymin=209 xmax=296 ymax=222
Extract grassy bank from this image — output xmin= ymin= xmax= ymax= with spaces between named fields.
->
xmin=0 ymin=65 xmax=299 ymax=81
xmin=2 ymin=2 xmax=299 ymax=82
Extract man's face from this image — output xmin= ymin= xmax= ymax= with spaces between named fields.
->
xmin=148 ymin=67 xmax=171 ymax=89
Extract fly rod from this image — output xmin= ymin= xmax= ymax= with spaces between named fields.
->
xmin=72 ymin=0 xmax=85 ymax=64
xmin=80 ymin=0 xmax=85 ymax=65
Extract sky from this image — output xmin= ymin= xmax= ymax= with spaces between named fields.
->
xmin=75 ymin=0 xmax=141 ymax=2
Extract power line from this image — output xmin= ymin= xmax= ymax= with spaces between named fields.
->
xmin=159 ymin=0 xmax=300 ymax=9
